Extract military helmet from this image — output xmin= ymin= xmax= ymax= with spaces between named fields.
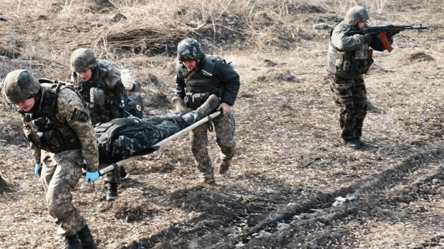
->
xmin=3 ymin=70 xmax=41 ymax=104
xmin=70 ymin=48 xmax=98 ymax=72
xmin=345 ymin=6 xmax=370 ymax=26
xmin=177 ymin=38 xmax=205 ymax=62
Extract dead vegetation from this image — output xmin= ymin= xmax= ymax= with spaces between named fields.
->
xmin=1 ymin=0 xmax=444 ymax=248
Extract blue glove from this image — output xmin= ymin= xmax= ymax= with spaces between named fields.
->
xmin=35 ymin=164 xmax=42 ymax=178
xmin=85 ymin=171 xmax=100 ymax=184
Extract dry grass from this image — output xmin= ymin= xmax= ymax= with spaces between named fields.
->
xmin=1 ymin=0 xmax=444 ymax=248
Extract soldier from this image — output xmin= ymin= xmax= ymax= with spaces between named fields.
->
xmin=70 ymin=48 xmax=142 ymax=201
xmin=2 ymin=70 xmax=100 ymax=249
xmin=172 ymin=38 xmax=240 ymax=184
xmin=327 ymin=6 xmax=395 ymax=148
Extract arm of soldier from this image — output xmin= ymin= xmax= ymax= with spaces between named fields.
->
xmin=174 ymin=63 xmax=186 ymax=99
xmin=30 ymin=142 xmax=42 ymax=165
xmin=106 ymin=66 xmax=122 ymax=89
xmin=216 ymin=59 xmax=240 ymax=107
xmin=130 ymin=78 xmax=141 ymax=92
xmin=22 ymin=122 xmax=42 ymax=164
xmin=121 ymin=69 xmax=141 ymax=92
xmin=331 ymin=24 xmax=368 ymax=51
xmin=106 ymin=67 xmax=130 ymax=105
xmin=57 ymin=88 xmax=99 ymax=172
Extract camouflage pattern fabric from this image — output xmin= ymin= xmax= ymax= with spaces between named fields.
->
xmin=41 ymin=149 xmax=86 ymax=236
xmin=175 ymin=56 xmax=240 ymax=106
xmin=27 ymin=87 xmax=98 ymax=236
xmin=190 ymin=112 xmax=235 ymax=182
xmin=72 ymin=59 xmax=141 ymax=183
xmin=344 ymin=6 xmax=369 ymax=26
xmin=177 ymin=38 xmax=205 ymax=61
xmin=73 ymin=60 xmax=128 ymax=125
xmin=107 ymin=113 xmax=199 ymax=162
xmin=327 ymin=21 xmax=392 ymax=79
xmin=328 ymin=75 xmax=367 ymax=141
xmin=27 ymin=87 xmax=99 ymax=171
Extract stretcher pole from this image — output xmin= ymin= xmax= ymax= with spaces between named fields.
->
xmin=98 ymin=110 xmax=222 ymax=176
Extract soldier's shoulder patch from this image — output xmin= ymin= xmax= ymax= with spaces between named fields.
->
xmin=71 ymin=108 xmax=89 ymax=122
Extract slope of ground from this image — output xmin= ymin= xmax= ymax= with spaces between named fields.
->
xmin=0 ymin=0 xmax=443 ymax=248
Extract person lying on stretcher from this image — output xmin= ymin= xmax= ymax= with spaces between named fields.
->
xmin=95 ymin=94 xmax=220 ymax=163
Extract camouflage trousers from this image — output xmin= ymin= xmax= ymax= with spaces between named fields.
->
xmin=41 ymin=149 xmax=86 ymax=236
xmin=328 ymin=75 xmax=368 ymax=141
xmin=190 ymin=111 xmax=236 ymax=181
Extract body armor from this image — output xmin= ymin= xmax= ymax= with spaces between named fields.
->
xmin=74 ymin=60 xmax=128 ymax=123
xmin=183 ymin=55 xmax=222 ymax=109
xmin=327 ymin=22 xmax=374 ymax=79
xmin=21 ymin=83 xmax=82 ymax=153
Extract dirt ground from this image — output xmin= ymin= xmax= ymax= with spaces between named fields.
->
xmin=0 ymin=0 xmax=444 ymax=248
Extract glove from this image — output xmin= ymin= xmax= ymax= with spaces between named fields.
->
xmin=121 ymin=69 xmax=135 ymax=91
xmin=219 ymin=102 xmax=231 ymax=115
xmin=35 ymin=163 xmax=42 ymax=178
xmin=85 ymin=171 xmax=100 ymax=184
xmin=362 ymin=33 xmax=374 ymax=43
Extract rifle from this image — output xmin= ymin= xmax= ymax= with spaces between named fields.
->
xmin=345 ymin=25 xmax=428 ymax=52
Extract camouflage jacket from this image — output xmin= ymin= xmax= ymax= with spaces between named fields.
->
xmin=174 ymin=55 xmax=240 ymax=107
xmin=72 ymin=60 xmax=141 ymax=125
xmin=23 ymin=84 xmax=99 ymax=172
xmin=327 ymin=21 xmax=392 ymax=79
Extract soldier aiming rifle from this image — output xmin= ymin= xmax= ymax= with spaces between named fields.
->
xmin=326 ymin=6 xmax=428 ymax=148
xmin=345 ymin=24 xmax=428 ymax=52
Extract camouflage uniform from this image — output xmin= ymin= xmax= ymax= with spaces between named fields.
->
xmin=71 ymin=52 xmax=142 ymax=186
xmin=327 ymin=6 xmax=392 ymax=145
xmin=72 ymin=59 xmax=141 ymax=125
xmin=190 ymin=112 xmax=235 ymax=181
xmin=174 ymin=38 xmax=240 ymax=183
xmin=14 ymin=82 xmax=98 ymax=236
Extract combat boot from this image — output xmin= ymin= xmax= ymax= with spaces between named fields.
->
xmin=172 ymin=96 xmax=190 ymax=114
xmin=356 ymin=138 xmax=366 ymax=147
xmin=203 ymin=167 xmax=216 ymax=185
xmin=77 ymin=225 xmax=96 ymax=249
xmin=204 ymin=173 xmax=216 ymax=185
xmin=344 ymin=139 xmax=362 ymax=149
xmin=65 ymin=234 xmax=82 ymax=249
xmin=218 ymin=158 xmax=232 ymax=174
xmin=196 ymin=94 xmax=220 ymax=116
xmin=106 ymin=182 xmax=118 ymax=202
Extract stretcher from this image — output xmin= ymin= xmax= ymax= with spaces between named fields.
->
xmin=97 ymin=110 xmax=222 ymax=176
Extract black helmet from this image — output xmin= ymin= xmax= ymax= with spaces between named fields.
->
xmin=177 ymin=38 xmax=205 ymax=61
xmin=345 ymin=6 xmax=370 ymax=26
xmin=3 ymin=70 xmax=41 ymax=104
xmin=70 ymin=48 xmax=98 ymax=72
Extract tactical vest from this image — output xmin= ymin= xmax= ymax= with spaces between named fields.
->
xmin=73 ymin=61 xmax=127 ymax=123
xmin=21 ymin=82 xmax=82 ymax=153
xmin=329 ymin=23 xmax=374 ymax=79
xmin=184 ymin=55 xmax=223 ymax=110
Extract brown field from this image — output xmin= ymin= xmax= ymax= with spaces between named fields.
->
xmin=1 ymin=0 xmax=444 ymax=248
